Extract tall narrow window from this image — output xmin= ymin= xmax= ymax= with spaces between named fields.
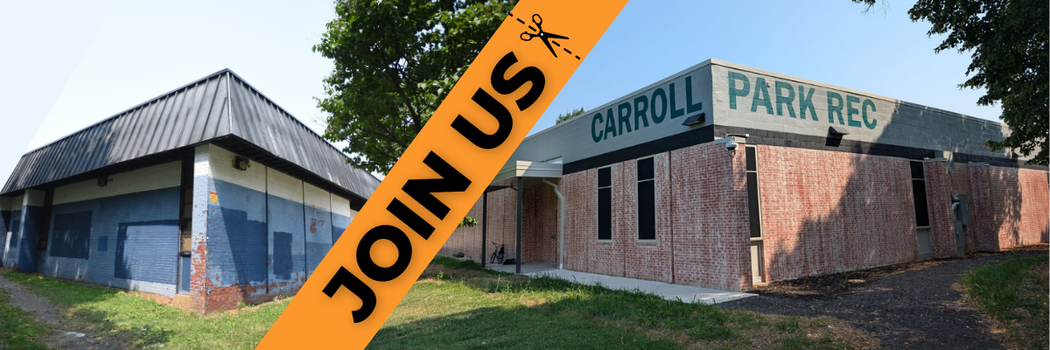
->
xmin=911 ymin=160 xmax=932 ymax=259
xmin=637 ymin=157 xmax=655 ymax=240
xmin=745 ymin=146 xmax=762 ymax=238
xmin=910 ymin=161 xmax=930 ymax=227
xmin=597 ymin=167 xmax=612 ymax=240
xmin=745 ymin=145 xmax=764 ymax=283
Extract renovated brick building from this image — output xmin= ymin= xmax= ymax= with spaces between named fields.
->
xmin=0 ymin=70 xmax=379 ymax=312
xmin=441 ymin=59 xmax=1049 ymax=292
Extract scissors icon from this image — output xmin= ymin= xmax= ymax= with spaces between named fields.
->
xmin=520 ymin=14 xmax=569 ymax=58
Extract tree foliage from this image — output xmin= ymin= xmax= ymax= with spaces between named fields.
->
xmin=554 ymin=107 xmax=586 ymax=124
xmin=854 ymin=0 xmax=1048 ymax=165
xmin=314 ymin=0 xmax=518 ymax=174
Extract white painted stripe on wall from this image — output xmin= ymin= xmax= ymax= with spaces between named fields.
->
xmin=0 ymin=196 xmax=11 ymax=211
xmin=53 ymin=161 xmax=181 ymax=205
xmin=23 ymin=189 xmax=45 ymax=207
xmin=267 ymin=167 xmax=303 ymax=203
xmin=330 ymin=194 xmax=352 ymax=217
xmin=195 ymin=144 xmax=212 ymax=178
xmin=208 ymin=145 xmax=267 ymax=193
xmin=303 ymin=183 xmax=331 ymax=211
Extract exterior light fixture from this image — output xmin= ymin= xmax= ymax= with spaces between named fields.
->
xmin=681 ymin=112 xmax=706 ymax=126
xmin=97 ymin=176 xmax=109 ymax=187
xmin=826 ymin=126 xmax=850 ymax=147
xmin=233 ymin=156 xmax=251 ymax=171
xmin=829 ymin=126 xmax=850 ymax=136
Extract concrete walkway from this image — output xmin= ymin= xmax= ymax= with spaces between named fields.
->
xmin=485 ymin=263 xmax=753 ymax=304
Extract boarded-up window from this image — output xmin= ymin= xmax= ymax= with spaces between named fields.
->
xmin=49 ymin=211 xmax=92 ymax=259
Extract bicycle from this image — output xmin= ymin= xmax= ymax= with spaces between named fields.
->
xmin=489 ymin=242 xmax=505 ymax=265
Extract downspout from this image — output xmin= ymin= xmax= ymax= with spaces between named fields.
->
xmin=542 ymin=179 xmax=565 ymax=270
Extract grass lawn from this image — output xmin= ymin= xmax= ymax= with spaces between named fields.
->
xmin=0 ymin=285 xmax=52 ymax=349
xmin=0 ymin=269 xmax=288 ymax=350
xmin=962 ymin=252 xmax=1049 ymax=350
xmin=373 ymin=257 xmax=872 ymax=349
xmin=2 ymin=258 xmax=873 ymax=349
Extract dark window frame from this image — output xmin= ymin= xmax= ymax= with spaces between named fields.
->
xmin=636 ymin=157 xmax=656 ymax=241
xmin=597 ymin=166 xmax=613 ymax=241
xmin=745 ymin=146 xmax=763 ymax=239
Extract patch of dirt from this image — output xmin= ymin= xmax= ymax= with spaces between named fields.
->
xmin=0 ymin=271 xmax=125 ymax=349
xmin=722 ymin=245 xmax=1049 ymax=350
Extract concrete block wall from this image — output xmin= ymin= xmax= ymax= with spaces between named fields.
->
xmin=187 ymin=144 xmax=354 ymax=313
xmin=41 ymin=161 xmax=181 ymax=297
xmin=2 ymin=195 xmax=22 ymax=268
xmin=202 ymin=144 xmax=270 ymax=311
xmin=330 ymin=194 xmax=355 ymax=245
xmin=0 ymin=196 xmax=9 ymax=268
xmin=968 ymin=164 xmax=1049 ymax=251
xmin=17 ymin=190 xmax=45 ymax=272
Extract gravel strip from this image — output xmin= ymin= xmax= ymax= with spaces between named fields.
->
xmin=721 ymin=249 xmax=1046 ymax=349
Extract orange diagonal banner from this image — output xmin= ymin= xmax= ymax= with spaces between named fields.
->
xmin=257 ymin=1 xmax=628 ymax=348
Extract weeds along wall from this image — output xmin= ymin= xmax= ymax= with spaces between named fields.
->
xmin=191 ymin=144 xmax=357 ymax=312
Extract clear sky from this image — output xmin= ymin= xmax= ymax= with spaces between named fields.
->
xmin=0 ymin=0 xmax=1000 ymax=183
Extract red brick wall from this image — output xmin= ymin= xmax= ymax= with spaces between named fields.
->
xmin=441 ymin=178 xmax=519 ymax=263
xmin=968 ymin=164 xmax=996 ymax=251
xmin=623 ymin=153 xmax=673 ymax=283
xmin=563 ymin=165 xmax=626 ymax=277
xmin=970 ymin=166 xmax=1050 ymax=249
xmin=986 ymin=166 xmax=1045 ymax=244
xmin=925 ymin=161 xmax=957 ymax=258
xmin=522 ymin=178 xmax=559 ymax=264
xmin=755 ymin=145 xmax=917 ymax=282
xmin=441 ymin=178 xmax=559 ymax=265
xmin=670 ymin=143 xmax=751 ymax=291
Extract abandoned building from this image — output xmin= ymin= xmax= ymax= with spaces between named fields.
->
xmin=0 ymin=69 xmax=380 ymax=313
xmin=441 ymin=58 xmax=1050 ymax=292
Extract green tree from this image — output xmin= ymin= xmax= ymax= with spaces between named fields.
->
xmin=853 ymin=0 xmax=1048 ymax=165
xmin=314 ymin=0 xmax=518 ymax=175
xmin=555 ymin=107 xmax=586 ymax=124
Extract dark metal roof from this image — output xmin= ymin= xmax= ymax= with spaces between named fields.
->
xmin=2 ymin=69 xmax=380 ymax=202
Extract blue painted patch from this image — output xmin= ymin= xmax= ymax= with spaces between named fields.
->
xmin=267 ymin=194 xmax=305 ymax=283
xmin=18 ymin=206 xmax=42 ymax=272
xmin=205 ymin=179 xmax=268 ymax=289
xmin=114 ymin=220 xmax=178 ymax=284
xmin=272 ymin=232 xmax=293 ymax=280
xmin=50 ymin=211 xmax=93 ymax=259
xmin=212 ymin=207 xmax=267 ymax=284
xmin=331 ymin=213 xmax=353 ymax=245
xmin=44 ymin=187 xmax=180 ymax=294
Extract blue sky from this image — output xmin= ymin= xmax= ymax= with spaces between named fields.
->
xmin=0 ymin=0 xmax=999 ymax=181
